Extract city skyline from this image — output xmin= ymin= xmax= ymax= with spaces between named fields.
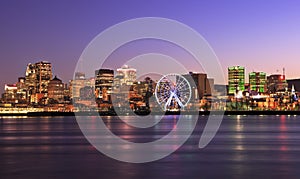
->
xmin=1 ymin=60 xmax=299 ymax=113
xmin=1 ymin=60 xmax=298 ymax=90
xmin=1 ymin=0 xmax=300 ymax=93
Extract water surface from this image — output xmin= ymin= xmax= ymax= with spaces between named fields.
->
xmin=1 ymin=115 xmax=300 ymax=178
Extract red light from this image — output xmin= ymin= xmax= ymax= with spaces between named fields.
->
xmin=280 ymin=75 xmax=284 ymax=80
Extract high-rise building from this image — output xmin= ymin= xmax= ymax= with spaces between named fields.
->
xmin=70 ymin=72 xmax=87 ymax=99
xmin=24 ymin=61 xmax=52 ymax=103
xmin=207 ymin=78 xmax=215 ymax=95
xmin=35 ymin=61 xmax=52 ymax=94
xmin=228 ymin=66 xmax=245 ymax=94
xmin=95 ymin=69 xmax=114 ymax=102
xmin=116 ymin=65 xmax=136 ymax=86
xmin=48 ymin=76 xmax=64 ymax=103
xmin=25 ymin=63 xmax=37 ymax=101
xmin=16 ymin=77 xmax=27 ymax=102
xmin=249 ymin=72 xmax=266 ymax=93
xmin=267 ymin=74 xmax=288 ymax=93
xmin=183 ymin=72 xmax=214 ymax=100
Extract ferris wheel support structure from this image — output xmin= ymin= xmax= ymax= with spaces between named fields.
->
xmin=155 ymin=74 xmax=192 ymax=111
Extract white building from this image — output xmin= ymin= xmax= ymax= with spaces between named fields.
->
xmin=116 ymin=65 xmax=136 ymax=86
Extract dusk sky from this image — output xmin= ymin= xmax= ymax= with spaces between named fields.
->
xmin=1 ymin=0 xmax=300 ymax=93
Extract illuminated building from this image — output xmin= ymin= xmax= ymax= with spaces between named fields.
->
xmin=25 ymin=63 xmax=37 ymax=102
xmin=48 ymin=76 xmax=64 ymax=103
xmin=249 ymin=72 xmax=266 ymax=93
xmin=16 ymin=77 xmax=27 ymax=102
xmin=35 ymin=61 xmax=52 ymax=94
xmin=116 ymin=65 xmax=136 ymax=86
xmin=70 ymin=72 xmax=87 ymax=99
xmin=267 ymin=74 xmax=288 ymax=93
xmin=2 ymin=84 xmax=17 ymax=104
xmin=95 ymin=69 xmax=114 ymax=102
xmin=228 ymin=66 xmax=245 ymax=94
xmin=24 ymin=61 xmax=53 ymax=103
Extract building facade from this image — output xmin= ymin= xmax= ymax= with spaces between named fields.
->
xmin=16 ymin=77 xmax=27 ymax=103
xmin=116 ymin=65 xmax=136 ymax=86
xmin=183 ymin=72 xmax=214 ymax=100
xmin=2 ymin=84 xmax=18 ymax=104
xmin=95 ymin=69 xmax=114 ymax=102
xmin=267 ymin=74 xmax=288 ymax=93
xmin=25 ymin=63 xmax=37 ymax=102
xmin=70 ymin=72 xmax=87 ymax=99
xmin=24 ymin=61 xmax=53 ymax=103
xmin=228 ymin=66 xmax=245 ymax=94
xmin=249 ymin=72 xmax=267 ymax=93
xmin=35 ymin=61 xmax=52 ymax=94
xmin=47 ymin=76 xmax=64 ymax=103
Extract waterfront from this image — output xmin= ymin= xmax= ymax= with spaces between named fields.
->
xmin=2 ymin=115 xmax=300 ymax=178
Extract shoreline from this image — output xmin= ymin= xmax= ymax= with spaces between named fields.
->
xmin=1 ymin=110 xmax=300 ymax=116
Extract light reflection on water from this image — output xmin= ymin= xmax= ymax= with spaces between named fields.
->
xmin=1 ymin=115 xmax=300 ymax=178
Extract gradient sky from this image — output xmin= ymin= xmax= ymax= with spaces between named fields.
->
xmin=0 ymin=0 xmax=300 ymax=93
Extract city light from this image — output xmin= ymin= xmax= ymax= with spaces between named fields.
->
xmin=0 ymin=62 xmax=299 ymax=114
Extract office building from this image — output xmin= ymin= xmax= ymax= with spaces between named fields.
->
xmin=48 ymin=76 xmax=64 ymax=103
xmin=16 ymin=77 xmax=27 ymax=102
xmin=249 ymin=72 xmax=267 ymax=93
xmin=267 ymin=74 xmax=288 ymax=93
xmin=228 ymin=66 xmax=245 ymax=94
xmin=116 ymin=65 xmax=136 ymax=86
xmin=70 ymin=72 xmax=87 ymax=99
xmin=183 ymin=72 xmax=214 ymax=100
xmin=24 ymin=61 xmax=52 ymax=103
xmin=95 ymin=69 xmax=114 ymax=102
xmin=35 ymin=61 xmax=52 ymax=94
xmin=25 ymin=63 xmax=37 ymax=102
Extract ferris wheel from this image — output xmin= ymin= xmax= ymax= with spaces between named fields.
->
xmin=155 ymin=74 xmax=192 ymax=111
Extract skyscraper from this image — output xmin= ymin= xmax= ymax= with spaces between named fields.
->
xmin=228 ymin=66 xmax=245 ymax=94
xmin=70 ymin=72 xmax=87 ymax=99
xmin=95 ymin=69 xmax=114 ymax=102
xmin=183 ymin=72 xmax=214 ymax=100
xmin=35 ymin=61 xmax=52 ymax=94
xmin=16 ymin=77 xmax=27 ymax=103
xmin=116 ymin=65 xmax=136 ymax=86
xmin=24 ymin=61 xmax=53 ymax=103
xmin=48 ymin=76 xmax=64 ymax=103
xmin=25 ymin=63 xmax=37 ymax=102
xmin=249 ymin=72 xmax=266 ymax=93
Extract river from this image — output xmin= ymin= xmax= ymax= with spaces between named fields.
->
xmin=1 ymin=115 xmax=300 ymax=178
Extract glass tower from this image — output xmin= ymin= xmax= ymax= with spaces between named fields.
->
xmin=249 ymin=72 xmax=266 ymax=93
xmin=228 ymin=66 xmax=245 ymax=94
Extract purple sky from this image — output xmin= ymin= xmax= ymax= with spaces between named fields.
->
xmin=0 ymin=0 xmax=300 ymax=93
